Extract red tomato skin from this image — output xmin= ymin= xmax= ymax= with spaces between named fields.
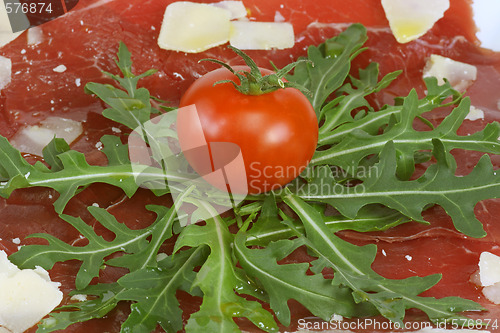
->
xmin=178 ymin=66 xmax=318 ymax=194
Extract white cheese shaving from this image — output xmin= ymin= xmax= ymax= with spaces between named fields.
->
xmin=158 ymin=2 xmax=231 ymax=53
xmin=0 ymin=250 xmax=63 ymax=333
xmin=423 ymin=54 xmax=477 ymax=91
xmin=27 ymin=26 xmax=44 ymax=46
xmin=0 ymin=55 xmax=12 ymax=91
xmin=10 ymin=117 xmax=83 ymax=156
xmin=479 ymin=252 xmax=500 ymax=286
xmin=211 ymin=1 xmax=247 ymax=20
xmin=483 ymin=283 xmax=500 ymax=304
xmin=381 ymin=0 xmax=450 ymax=43
xmin=465 ymin=105 xmax=484 ymax=121
xmin=478 ymin=252 xmax=500 ymax=305
xmin=229 ymin=21 xmax=294 ymax=50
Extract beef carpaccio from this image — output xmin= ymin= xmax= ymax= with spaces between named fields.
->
xmin=0 ymin=0 xmax=500 ymax=332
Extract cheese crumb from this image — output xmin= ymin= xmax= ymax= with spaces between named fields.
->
xmin=0 ymin=251 xmax=63 ymax=333
xmin=423 ymin=54 xmax=477 ymax=91
xmin=211 ymin=1 xmax=247 ymax=20
xmin=381 ymin=0 xmax=450 ymax=43
xmin=11 ymin=238 xmax=20 ymax=245
xmin=230 ymin=21 xmax=294 ymax=50
xmin=53 ymin=65 xmax=67 ymax=73
xmin=330 ymin=314 xmax=343 ymax=322
xmin=465 ymin=105 xmax=485 ymax=121
xmin=274 ymin=10 xmax=286 ymax=22
xmin=70 ymin=294 xmax=87 ymax=302
xmin=157 ymin=253 xmax=168 ymax=261
xmin=158 ymin=2 xmax=231 ymax=53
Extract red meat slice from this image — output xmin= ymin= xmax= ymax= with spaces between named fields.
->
xmin=0 ymin=0 xmax=499 ymax=332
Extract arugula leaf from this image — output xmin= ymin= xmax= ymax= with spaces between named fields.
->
xmin=174 ymin=201 xmax=278 ymax=332
xmin=234 ymin=233 xmax=377 ymax=326
xmin=0 ymin=135 xmax=139 ymax=213
xmin=84 ymin=42 xmax=161 ymax=131
xmin=246 ymin=193 xmax=409 ymax=246
xmin=0 ymin=133 xmax=196 ymax=213
xmin=318 ymin=63 xmax=401 ymax=134
xmin=13 ymin=202 xmax=184 ymax=332
xmin=287 ymin=23 xmax=368 ymax=116
xmin=36 ymin=283 xmax=124 ymax=333
xmin=313 ymin=90 xmax=500 ymax=180
xmin=283 ymin=192 xmax=484 ymax=324
xmin=41 ymin=137 xmax=71 ymax=171
xmin=296 ymin=139 xmax=500 ymax=238
xmin=317 ymin=77 xmax=461 ymax=145
xmin=116 ymin=247 xmax=208 ymax=333
xmin=10 ymin=204 xmax=176 ymax=289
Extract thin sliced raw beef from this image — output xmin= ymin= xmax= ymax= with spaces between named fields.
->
xmin=0 ymin=0 xmax=499 ymax=332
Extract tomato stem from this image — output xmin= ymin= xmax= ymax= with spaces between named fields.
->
xmin=199 ymin=46 xmax=311 ymax=96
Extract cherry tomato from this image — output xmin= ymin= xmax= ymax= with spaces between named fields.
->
xmin=178 ymin=66 xmax=318 ymax=195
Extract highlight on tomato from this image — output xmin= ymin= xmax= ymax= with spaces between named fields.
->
xmin=177 ymin=47 xmax=318 ymax=195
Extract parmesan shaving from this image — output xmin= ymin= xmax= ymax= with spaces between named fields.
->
xmin=381 ymin=0 xmax=449 ymax=43
xmin=477 ymin=252 xmax=500 ymax=305
xmin=229 ymin=21 xmax=294 ymax=50
xmin=423 ymin=54 xmax=477 ymax=91
xmin=27 ymin=26 xmax=44 ymax=46
xmin=10 ymin=117 xmax=83 ymax=156
xmin=479 ymin=252 xmax=500 ymax=286
xmin=158 ymin=2 xmax=231 ymax=53
xmin=0 ymin=251 xmax=63 ymax=333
